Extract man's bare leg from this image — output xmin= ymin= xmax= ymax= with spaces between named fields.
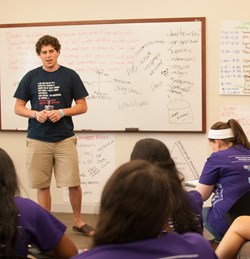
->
xmin=37 ymin=187 xmax=51 ymax=212
xmin=69 ymin=185 xmax=95 ymax=237
xmin=69 ymin=185 xmax=85 ymax=227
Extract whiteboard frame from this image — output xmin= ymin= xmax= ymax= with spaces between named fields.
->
xmin=0 ymin=17 xmax=206 ymax=132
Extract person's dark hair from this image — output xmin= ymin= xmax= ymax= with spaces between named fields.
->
xmin=93 ymin=160 xmax=199 ymax=247
xmin=130 ymin=138 xmax=200 ymax=234
xmin=35 ymin=35 xmax=61 ymax=54
xmin=209 ymin=119 xmax=250 ymax=149
xmin=130 ymin=138 xmax=183 ymax=181
xmin=0 ymin=148 xmax=20 ymax=256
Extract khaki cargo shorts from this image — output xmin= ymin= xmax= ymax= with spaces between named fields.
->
xmin=26 ymin=136 xmax=80 ymax=189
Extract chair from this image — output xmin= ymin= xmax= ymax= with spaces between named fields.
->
xmin=236 ymin=241 xmax=250 ymax=259
xmin=28 ymin=245 xmax=55 ymax=258
xmin=226 ymin=190 xmax=250 ymax=225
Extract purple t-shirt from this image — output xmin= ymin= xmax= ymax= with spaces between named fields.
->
xmin=199 ymin=144 xmax=250 ymax=236
xmin=71 ymin=232 xmax=218 ymax=259
xmin=14 ymin=196 xmax=66 ymax=256
xmin=186 ymin=190 xmax=203 ymax=233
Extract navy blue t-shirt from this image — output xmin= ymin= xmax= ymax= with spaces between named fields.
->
xmin=14 ymin=66 xmax=88 ymax=142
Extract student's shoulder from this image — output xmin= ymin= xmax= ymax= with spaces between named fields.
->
xmin=15 ymin=196 xmax=37 ymax=204
xmin=161 ymin=231 xmax=207 ymax=245
xmin=159 ymin=232 xmax=217 ymax=258
xmin=211 ymin=144 xmax=246 ymax=157
xmin=208 ymin=145 xmax=250 ymax=162
xmin=207 ymin=149 xmax=228 ymax=164
xmin=182 ymin=232 xmax=217 ymax=251
xmin=235 ymin=144 xmax=250 ymax=153
xmin=15 ymin=196 xmax=40 ymax=209
xmin=15 ymin=196 xmax=64 ymax=225
xmin=179 ymin=232 xmax=217 ymax=256
xmin=186 ymin=189 xmax=202 ymax=201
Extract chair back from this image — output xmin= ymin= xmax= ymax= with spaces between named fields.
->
xmin=226 ymin=190 xmax=250 ymax=225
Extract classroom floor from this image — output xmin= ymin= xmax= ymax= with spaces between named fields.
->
xmin=51 ymin=212 xmax=215 ymax=251
xmin=52 ymin=212 xmax=99 ymax=251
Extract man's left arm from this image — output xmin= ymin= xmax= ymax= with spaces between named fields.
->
xmin=47 ymin=98 xmax=87 ymax=123
xmin=63 ymin=97 xmax=88 ymax=116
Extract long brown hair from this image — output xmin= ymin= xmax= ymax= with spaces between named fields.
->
xmin=130 ymin=138 xmax=200 ymax=234
xmin=210 ymin=119 xmax=250 ymax=148
xmin=130 ymin=138 xmax=184 ymax=180
xmin=93 ymin=160 xmax=198 ymax=247
xmin=0 ymin=148 xmax=20 ymax=256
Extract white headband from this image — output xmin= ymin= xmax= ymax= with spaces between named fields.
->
xmin=208 ymin=128 xmax=234 ymax=139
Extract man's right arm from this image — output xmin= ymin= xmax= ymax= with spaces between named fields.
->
xmin=14 ymin=98 xmax=48 ymax=123
xmin=14 ymin=98 xmax=36 ymax=118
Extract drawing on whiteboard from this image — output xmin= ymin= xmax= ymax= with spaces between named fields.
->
xmin=171 ymin=140 xmax=199 ymax=180
xmin=168 ymin=99 xmax=193 ymax=124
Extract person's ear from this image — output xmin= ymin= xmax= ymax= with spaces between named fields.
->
xmin=216 ymin=139 xmax=225 ymax=149
xmin=209 ymin=139 xmax=220 ymax=152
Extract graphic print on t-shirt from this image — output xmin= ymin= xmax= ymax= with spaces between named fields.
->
xmin=37 ymin=81 xmax=61 ymax=108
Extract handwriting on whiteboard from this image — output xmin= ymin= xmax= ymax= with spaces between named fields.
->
xmin=63 ymin=134 xmax=115 ymax=204
xmin=220 ymin=105 xmax=250 ymax=138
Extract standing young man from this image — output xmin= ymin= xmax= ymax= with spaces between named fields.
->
xmin=14 ymin=35 xmax=95 ymax=237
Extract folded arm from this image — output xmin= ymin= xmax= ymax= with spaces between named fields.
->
xmin=216 ymin=216 xmax=250 ymax=259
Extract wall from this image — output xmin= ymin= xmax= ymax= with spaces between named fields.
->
xmin=1 ymin=0 xmax=249 ymax=213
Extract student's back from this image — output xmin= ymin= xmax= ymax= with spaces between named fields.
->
xmin=196 ymin=119 xmax=250 ymax=241
xmin=0 ymin=148 xmax=77 ymax=258
xmin=130 ymin=138 xmax=203 ymax=234
xmin=72 ymin=160 xmax=217 ymax=259
xmin=14 ymin=196 xmax=67 ymax=256
xmin=73 ymin=232 xmax=216 ymax=259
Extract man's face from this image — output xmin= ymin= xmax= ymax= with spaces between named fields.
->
xmin=38 ymin=44 xmax=60 ymax=71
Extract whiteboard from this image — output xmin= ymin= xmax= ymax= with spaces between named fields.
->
xmin=0 ymin=18 xmax=206 ymax=132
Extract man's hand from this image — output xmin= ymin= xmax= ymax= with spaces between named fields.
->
xmin=46 ymin=110 xmax=63 ymax=123
xmin=35 ymin=110 xmax=49 ymax=123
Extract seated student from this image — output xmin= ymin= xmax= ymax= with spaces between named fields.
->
xmin=0 ymin=147 xmax=78 ymax=258
xmin=72 ymin=160 xmax=218 ymax=259
xmin=130 ymin=138 xmax=203 ymax=234
xmin=195 ymin=119 xmax=250 ymax=241
xmin=215 ymin=216 xmax=250 ymax=259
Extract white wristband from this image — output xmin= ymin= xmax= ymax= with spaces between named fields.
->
xmin=59 ymin=109 xmax=64 ymax=118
